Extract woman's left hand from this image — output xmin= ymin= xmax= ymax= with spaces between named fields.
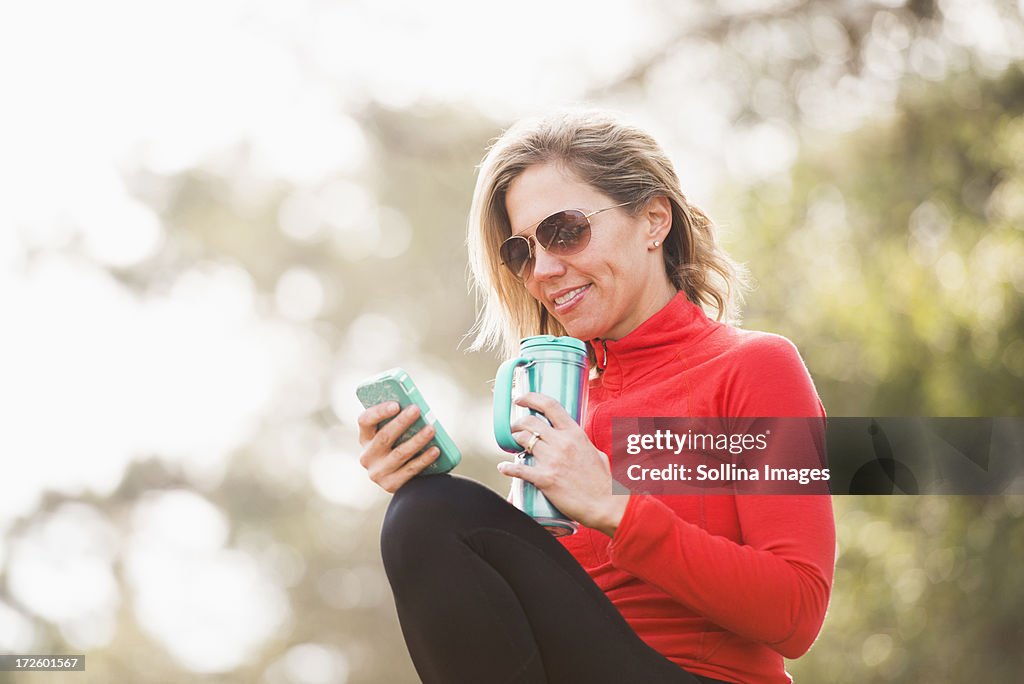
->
xmin=497 ymin=392 xmax=628 ymax=537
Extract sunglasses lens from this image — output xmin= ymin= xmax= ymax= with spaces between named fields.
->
xmin=499 ymin=236 xmax=532 ymax=278
xmin=537 ymin=210 xmax=590 ymax=255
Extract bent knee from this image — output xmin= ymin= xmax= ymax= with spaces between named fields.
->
xmin=384 ymin=475 xmax=497 ymax=530
xmin=381 ymin=475 xmax=500 ymax=550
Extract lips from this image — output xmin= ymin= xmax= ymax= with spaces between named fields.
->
xmin=550 ymin=284 xmax=591 ymax=314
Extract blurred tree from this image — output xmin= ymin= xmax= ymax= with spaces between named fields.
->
xmin=727 ymin=64 xmax=1024 ymax=416
xmin=790 ymin=496 xmax=1024 ymax=682
xmin=603 ymin=0 xmax=1023 ymax=132
xmin=3 ymin=2 xmax=1023 ymax=683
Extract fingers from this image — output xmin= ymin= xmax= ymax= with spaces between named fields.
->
xmin=497 ymin=459 xmax=537 ymax=484
xmin=511 ymin=429 xmax=549 ymax=456
xmin=388 ymin=420 xmax=437 ymax=465
xmin=357 ymin=401 xmax=444 ymax=493
xmin=513 ymin=393 xmax=574 ymax=428
xmin=364 ymin=416 xmax=440 ymax=490
xmin=509 ymin=412 xmax=552 ymax=437
xmin=369 ymin=404 xmax=423 ymax=452
xmin=497 ymin=458 xmax=553 ymax=490
xmin=510 ymin=412 xmax=553 ymax=453
xmin=361 ymin=407 xmax=433 ymax=472
xmin=357 ymin=401 xmax=401 ymax=444
xmin=510 ymin=408 xmax=584 ymax=456
xmin=377 ymin=447 xmax=440 ymax=493
xmin=358 ymin=403 xmax=431 ymax=468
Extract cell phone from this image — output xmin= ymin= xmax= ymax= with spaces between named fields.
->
xmin=356 ymin=368 xmax=461 ymax=476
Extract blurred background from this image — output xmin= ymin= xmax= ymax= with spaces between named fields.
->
xmin=1 ymin=0 xmax=1023 ymax=681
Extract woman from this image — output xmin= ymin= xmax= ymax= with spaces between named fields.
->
xmin=358 ymin=110 xmax=835 ymax=683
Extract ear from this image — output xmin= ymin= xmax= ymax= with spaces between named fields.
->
xmin=643 ymin=196 xmax=673 ymax=243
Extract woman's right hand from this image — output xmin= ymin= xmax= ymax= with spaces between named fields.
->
xmin=357 ymin=402 xmax=440 ymax=493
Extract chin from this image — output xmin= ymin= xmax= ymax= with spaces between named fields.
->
xmin=547 ymin=303 xmax=606 ymax=341
xmin=559 ymin=320 xmax=603 ymax=341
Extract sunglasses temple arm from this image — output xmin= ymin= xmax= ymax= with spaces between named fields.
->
xmin=586 ymin=200 xmax=633 ymax=218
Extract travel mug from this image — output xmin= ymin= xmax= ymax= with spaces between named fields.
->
xmin=493 ymin=335 xmax=589 ymax=536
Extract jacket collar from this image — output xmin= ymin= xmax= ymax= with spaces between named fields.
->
xmin=589 ymin=292 xmax=714 ymax=391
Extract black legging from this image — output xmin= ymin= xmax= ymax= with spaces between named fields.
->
xmin=381 ymin=474 xmax=730 ymax=684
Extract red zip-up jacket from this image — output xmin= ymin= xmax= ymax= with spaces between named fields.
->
xmin=560 ymin=293 xmax=836 ymax=684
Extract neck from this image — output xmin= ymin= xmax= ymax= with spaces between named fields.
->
xmin=602 ymin=277 xmax=678 ymax=341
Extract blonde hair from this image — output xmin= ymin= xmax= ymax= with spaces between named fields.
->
xmin=466 ymin=109 xmax=747 ymax=359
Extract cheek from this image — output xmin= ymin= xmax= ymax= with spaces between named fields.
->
xmin=523 ymin=279 xmax=546 ymax=304
xmin=592 ymin=226 xmax=646 ymax=271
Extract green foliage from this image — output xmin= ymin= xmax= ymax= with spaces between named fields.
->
xmin=789 ymin=496 xmax=1024 ymax=683
xmin=729 ymin=66 xmax=1024 ymax=417
xmin=720 ymin=64 xmax=1024 ymax=683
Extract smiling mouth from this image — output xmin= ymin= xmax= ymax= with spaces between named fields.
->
xmin=551 ymin=284 xmax=591 ymax=312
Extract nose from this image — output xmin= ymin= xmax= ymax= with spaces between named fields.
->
xmin=529 ymin=242 xmax=566 ymax=281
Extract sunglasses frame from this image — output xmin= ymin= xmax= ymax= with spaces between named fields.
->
xmin=499 ymin=201 xmax=633 ymax=279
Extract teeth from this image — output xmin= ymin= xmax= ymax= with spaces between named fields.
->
xmin=554 ymin=286 xmax=587 ymax=305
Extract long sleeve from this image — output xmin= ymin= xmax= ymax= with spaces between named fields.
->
xmin=608 ymin=493 xmax=835 ymax=657
xmin=607 ymin=331 xmax=836 ymax=658
xmin=566 ymin=293 xmax=837 ymax=682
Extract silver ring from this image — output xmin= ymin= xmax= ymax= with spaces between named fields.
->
xmin=525 ymin=431 xmax=542 ymax=453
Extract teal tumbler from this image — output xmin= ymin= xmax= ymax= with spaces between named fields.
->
xmin=494 ymin=335 xmax=589 ymax=536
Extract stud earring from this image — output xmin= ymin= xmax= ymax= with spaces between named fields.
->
xmin=653 ymin=240 xmax=661 ymax=248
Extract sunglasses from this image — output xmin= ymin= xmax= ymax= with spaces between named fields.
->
xmin=499 ymin=201 xmax=632 ymax=279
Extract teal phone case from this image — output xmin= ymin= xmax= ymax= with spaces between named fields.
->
xmin=356 ymin=368 xmax=461 ymax=476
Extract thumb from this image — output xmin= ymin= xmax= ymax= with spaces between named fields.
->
xmin=497 ymin=460 xmax=536 ymax=483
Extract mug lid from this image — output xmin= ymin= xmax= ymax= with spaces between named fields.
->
xmin=519 ymin=335 xmax=587 ymax=354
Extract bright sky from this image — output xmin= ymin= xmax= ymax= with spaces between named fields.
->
xmin=1 ymin=0 xmax=1021 ymax=676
